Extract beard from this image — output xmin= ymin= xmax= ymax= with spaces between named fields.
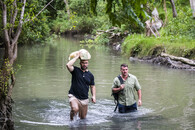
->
xmin=122 ymin=72 xmax=128 ymax=77
xmin=81 ymin=66 xmax=88 ymax=70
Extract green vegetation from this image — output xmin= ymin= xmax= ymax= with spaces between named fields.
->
xmin=1 ymin=0 xmax=194 ymax=59
xmin=51 ymin=0 xmax=112 ymax=35
xmin=122 ymin=1 xmax=195 ymax=60
xmin=51 ymin=10 xmax=99 ymax=34
xmin=161 ymin=7 xmax=195 ymax=39
xmin=122 ymin=34 xmax=195 ymax=59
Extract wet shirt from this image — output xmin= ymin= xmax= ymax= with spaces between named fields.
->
xmin=69 ymin=66 xmax=95 ymax=100
xmin=112 ymin=74 xmax=141 ymax=106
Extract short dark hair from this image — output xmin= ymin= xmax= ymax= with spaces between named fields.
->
xmin=120 ymin=63 xmax=128 ymax=69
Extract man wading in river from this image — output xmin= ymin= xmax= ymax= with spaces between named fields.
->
xmin=112 ymin=64 xmax=142 ymax=113
xmin=66 ymin=52 xmax=96 ymax=120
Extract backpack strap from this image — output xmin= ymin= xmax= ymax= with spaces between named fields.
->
xmin=113 ymin=75 xmax=124 ymax=112
xmin=117 ymin=75 xmax=124 ymax=84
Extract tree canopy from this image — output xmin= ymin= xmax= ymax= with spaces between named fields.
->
xmin=90 ymin=0 xmax=148 ymax=29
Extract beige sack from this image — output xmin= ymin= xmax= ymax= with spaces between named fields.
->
xmin=68 ymin=51 xmax=79 ymax=60
xmin=68 ymin=49 xmax=91 ymax=60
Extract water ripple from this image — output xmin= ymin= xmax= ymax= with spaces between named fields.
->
xmin=16 ymin=99 xmax=153 ymax=128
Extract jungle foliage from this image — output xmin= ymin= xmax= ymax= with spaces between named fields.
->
xmin=122 ymin=0 xmax=195 ymax=59
xmin=51 ymin=0 xmax=111 ymax=35
xmin=0 ymin=0 xmax=194 ymax=51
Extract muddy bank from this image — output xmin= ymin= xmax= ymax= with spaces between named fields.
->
xmin=129 ymin=56 xmax=195 ymax=71
xmin=109 ymin=37 xmax=195 ymax=71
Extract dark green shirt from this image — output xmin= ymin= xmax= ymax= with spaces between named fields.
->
xmin=112 ymin=74 xmax=141 ymax=106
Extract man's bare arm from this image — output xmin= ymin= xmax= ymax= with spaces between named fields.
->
xmin=90 ymin=85 xmax=96 ymax=103
xmin=137 ymin=89 xmax=142 ymax=106
xmin=66 ymin=54 xmax=80 ymax=72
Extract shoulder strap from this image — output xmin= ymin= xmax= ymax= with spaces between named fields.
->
xmin=117 ymin=75 xmax=124 ymax=84
xmin=113 ymin=75 xmax=124 ymax=112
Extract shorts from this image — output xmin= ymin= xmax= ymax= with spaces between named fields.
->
xmin=68 ymin=94 xmax=89 ymax=119
xmin=68 ymin=94 xmax=89 ymax=106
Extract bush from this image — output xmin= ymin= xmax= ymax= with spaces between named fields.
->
xmin=94 ymin=33 xmax=110 ymax=45
xmin=51 ymin=10 xmax=100 ymax=34
xmin=18 ymin=15 xmax=51 ymax=44
xmin=161 ymin=6 xmax=195 ymax=39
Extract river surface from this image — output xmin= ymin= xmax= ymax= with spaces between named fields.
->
xmin=13 ymin=37 xmax=195 ymax=130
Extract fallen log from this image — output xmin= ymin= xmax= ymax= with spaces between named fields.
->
xmin=161 ymin=52 xmax=195 ymax=66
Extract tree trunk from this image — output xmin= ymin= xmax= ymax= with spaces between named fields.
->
xmin=64 ymin=0 xmax=70 ymax=18
xmin=161 ymin=52 xmax=195 ymax=66
xmin=0 ymin=0 xmax=26 ymax=129
xmin=169 ymin=0 xmax=177 ymax=17
xmin=0 ymin=62 xmax=15 ymax=130
xmin=190 ymin=0 xmax=195 ymax=18
xmin=163 ymin=0 xmax=168 ymax=27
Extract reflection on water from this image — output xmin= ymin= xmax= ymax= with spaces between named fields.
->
xmin=13 ymin=37 xmax=195 ymax=129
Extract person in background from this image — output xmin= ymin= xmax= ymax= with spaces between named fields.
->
xmin=112 ymin=63 xmax=142 ymax=113
xmin=66 ymin=52 xmax=96 ymax=120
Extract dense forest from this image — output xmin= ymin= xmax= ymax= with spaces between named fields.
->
xmin=0 ymin=0 xmax=195 ymax=129
xmin=1 ymin=0 xmax=194 ymax=56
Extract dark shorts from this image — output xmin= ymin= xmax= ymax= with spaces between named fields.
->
xmin=118 ymin=103 xmax=137 ymax=113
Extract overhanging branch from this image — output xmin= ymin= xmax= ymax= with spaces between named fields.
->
xmin=9 ymin=0 xmax=18 ymax=39
xmin=0 ymin=0 xmax=10 ymax=45
xmin=13 ymin=0 xmax=26 ymax=44
xmin=25 ymin=0 xmax=54 ymax=22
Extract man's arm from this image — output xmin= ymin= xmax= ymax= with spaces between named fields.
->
xmin=66 ymin=53 xmax=80 ymax=72
xmin=90 ymin=85 xmax=96 ymax=103
xmin=112 ymin=77 xmax=125 ymax=93
xmin=137 ymin=89 xmax=142 ymax=106
xmin=112 ymin=84 xmax=125 ymax=93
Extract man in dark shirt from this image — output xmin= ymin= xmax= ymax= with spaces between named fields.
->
xmin=66 ymin=52 xmax=96 ymax=120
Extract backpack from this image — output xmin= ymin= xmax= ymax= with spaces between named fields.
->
xmin=112 ymin=75 xmax=124 ymax=112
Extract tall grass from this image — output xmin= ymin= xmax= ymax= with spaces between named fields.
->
xmin=122 ymin=34 xmax=195 ymax=59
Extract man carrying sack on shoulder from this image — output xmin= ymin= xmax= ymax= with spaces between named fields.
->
xmin=66 ymin=49 xmax=96 ymax=120
xmin=112 ymin=63 xmax=142 ymax=113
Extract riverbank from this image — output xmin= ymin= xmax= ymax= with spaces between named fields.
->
xmin=83 ymin=34 xmax=195 ymax=70
xmin=130 ymin=56 xmax=195 ymax=70
xmin=71 ymin=32 xmax=195 ymax=71
xmin=120 ymin=34 xmax=195 ymax=71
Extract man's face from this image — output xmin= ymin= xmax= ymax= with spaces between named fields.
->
xmin=120 ymin=66 xmax=128 ymax=76
xmin=80 ymin=60 xmax=89 ymax=70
